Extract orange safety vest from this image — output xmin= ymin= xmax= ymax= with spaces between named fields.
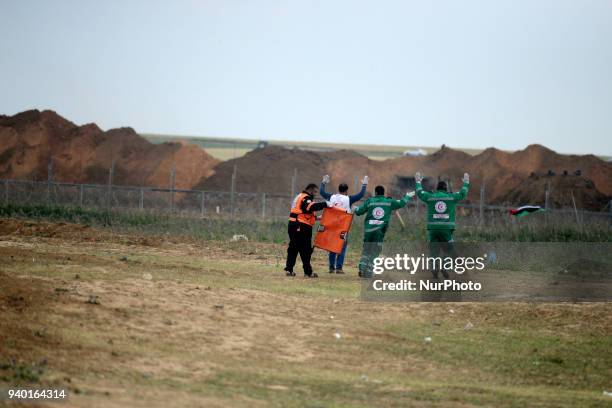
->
xmin=289 ymin=193 xmax=316 ymax=226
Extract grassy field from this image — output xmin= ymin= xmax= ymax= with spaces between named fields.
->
xmin=0 ymin=219 xmax=610 ymax=407
xmin=0 ymin=208 xmax=611 ymax=407
xmin=1 ymin=204 xmax=610 ymax=244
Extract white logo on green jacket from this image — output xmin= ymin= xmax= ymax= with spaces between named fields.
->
xmin=434 ymin=201 xmax=447 ymax=213
xmin=372 ymin=207 xmax=385 ymax=219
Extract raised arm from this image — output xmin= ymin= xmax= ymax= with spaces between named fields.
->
xmin=391 ymin=191 xmax=415 ymax=210
xmin=319 ymin=175 xmax=332 ymax=200
xmin=348 ymin=175 xmax=368 ymax=205
xmin=452 ymin=173 xmax=470 ymax=201
xmin=415 ymin=172 xmax=431 ymax=202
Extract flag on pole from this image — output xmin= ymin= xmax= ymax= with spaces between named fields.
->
xmin=509 ymin=205 xmax=544 ymax=217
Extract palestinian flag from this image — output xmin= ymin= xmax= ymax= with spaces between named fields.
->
xmin=509 ymin=205 xmax=545 ymax=217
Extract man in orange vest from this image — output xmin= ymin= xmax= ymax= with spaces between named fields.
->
xmin=285 ymin=183 xmax=329 ymax=278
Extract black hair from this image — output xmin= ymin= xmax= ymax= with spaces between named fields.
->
xmin=305 ymin=183 xmax=318 ymax=191
xmin=375 ymin=185 xmax=385 ymax=196
xmin=338 ymin=183 xmax=349 ymax=193
xmin=436 ymin=181 xmax=448 ymax=191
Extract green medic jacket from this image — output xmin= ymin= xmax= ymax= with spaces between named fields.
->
xmin=355 ymin=194 xmax=412 ymax=237
xmin=416 ymin=181 xmax=469 ymax=230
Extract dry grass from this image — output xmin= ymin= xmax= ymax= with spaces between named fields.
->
xmin=1 ymin=218 xmax=611 ymax=407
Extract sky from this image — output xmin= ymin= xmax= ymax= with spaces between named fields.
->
xmin=1 ymin=0 xmax=611 ymax=155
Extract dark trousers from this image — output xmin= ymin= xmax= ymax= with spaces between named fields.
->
xmin=285 ymin=222 xmax=314 ymax=276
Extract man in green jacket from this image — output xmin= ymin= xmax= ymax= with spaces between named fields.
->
xmin=355 ymin=185 xmax=414 ymax=278
xmin=415 ymin=172 xmax=470 ymax=277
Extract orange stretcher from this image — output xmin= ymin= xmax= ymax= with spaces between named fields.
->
xmin=314 ymin=207 xmax=354 ymax=254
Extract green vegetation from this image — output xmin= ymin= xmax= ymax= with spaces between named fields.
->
xmin=0 ymin=360 xmax=44 ymax=383
xmin=1 ymin=203 xmax=610 ymax=243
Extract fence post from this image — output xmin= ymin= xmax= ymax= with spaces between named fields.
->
xmin=170 ymin=164 xmax=176 ymax=213
xmin=570 ymin=190 xmax=579 ymax=224
xmin=139 ymin=188 xmax=144 ymax=210
xmin=230 ymin=165 xmax=237 ymax=217
xmin=79 ymin=184 xmax=84 ymax=207
xmin=262 ymin=193 xmax=266 ymax=219
xmin=47 ymin=159 xmax=53 ymax=204
xmin=200 ymin=191 xmax=205 ymax=216
xmin=290 ymin=168 xmax=297 ymax=199
xmin=479 ymin=182 xmax=485 ymax=225
xmin=544 ymin=182 xmax=550 ymax=225
xmin=107 ymin=160 xmax=115 ymax=209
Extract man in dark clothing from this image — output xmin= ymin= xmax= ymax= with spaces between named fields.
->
xmin=284 ymin=183 xmax=328 ymax=278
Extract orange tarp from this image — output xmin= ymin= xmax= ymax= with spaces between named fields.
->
xmin=314 ymin=207 xmax=354 ymax=254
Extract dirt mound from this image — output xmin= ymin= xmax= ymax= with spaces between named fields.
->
xmin=460 ymin=145 xmax=612 ymax=206
xmin=1 ymin=110 xmax=610 ymax=210
xmin=195 ymin=145 xmax=365 ymax=194
xmin=0 ymin=110 xmax=219 ymax=188
xmin=497 ymin=174 xmax=609 ymax=210
xmin=197 ymin=143 xmax=611 ymax=210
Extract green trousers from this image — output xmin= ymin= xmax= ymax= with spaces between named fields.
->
xmin=427 ymin=229 xmax=455 ymax=279
xmin=358 ymin=230 xmax=385 ymax=278
xmin=427 ymin=229 xmax=454 ymax=242
xmin=425 ymin=229 xmax=464 ymax=301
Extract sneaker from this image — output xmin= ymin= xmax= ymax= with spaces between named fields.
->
xmin=335 ymin=269 xmax=345 ymax=274
xmin=329 ymin=268 xmax=335 ymax=274
xmin=358 ymin=270 xmax=363 ymax=278
xmin=285 ymin=270 xmax=296 ymax=277
xmin=305 ymin=273 xmax=319 ymax=278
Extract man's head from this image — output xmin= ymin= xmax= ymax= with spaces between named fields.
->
xmin=338 ymin=183 xmax=349 ymax=195
xmin=304 ymin=183 xmax=318 ymax=196
xmin=436 ymin=181 xmax=448 ymax=192
xmin=375 ymin=185 xmax=385 ymax=196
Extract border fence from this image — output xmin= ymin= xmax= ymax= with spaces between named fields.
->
xmin=1 ymin=178 xmax=610 ymax=228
